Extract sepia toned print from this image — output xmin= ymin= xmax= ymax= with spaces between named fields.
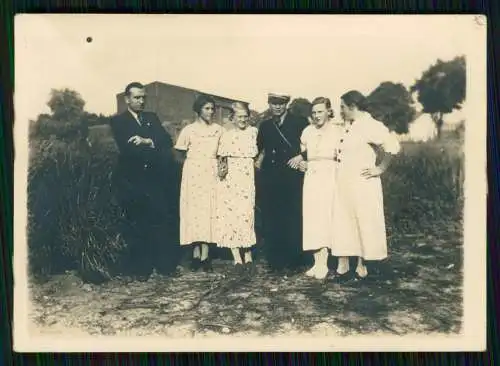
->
xmin=13 ymin=14 xmax=486 ymax=351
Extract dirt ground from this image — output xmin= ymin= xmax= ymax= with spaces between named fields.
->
xmin=28 ymin=219 xmax=463 ymax=338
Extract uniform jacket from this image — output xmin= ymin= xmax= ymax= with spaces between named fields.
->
xmin=257 ymin=112 xmax=309 ymax=173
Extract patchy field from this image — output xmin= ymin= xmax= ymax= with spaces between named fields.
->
xmin=27 ymin=138 xmax=464 ymax=337
xmin=29 ymin=224 xmax=462 ymax=338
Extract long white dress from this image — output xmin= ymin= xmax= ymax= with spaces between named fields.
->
xmin=174 ymin=120 xmax=223 ymax=245
xmin=331 ymin=112 xmax=401 ymax=260
xmin=215 ymin=126 xmax=258 ymax=248
xmin=301 ymin=121 xmax=343 ymax=251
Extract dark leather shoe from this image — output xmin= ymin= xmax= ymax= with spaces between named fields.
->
xmin=190 ymin=258 xmax=201 ymax=271
xmin=331 ymin=271 xmax=355 ymax=284
xmin=244 ymin=262 xmax=257 ymax=276
xmin=200 ymin=259 xmax=213 ymax=272
xmin=134 ymin=274 xmax=150 ymax=282
xmin=156 ymin=267 xmax=179 ymax=277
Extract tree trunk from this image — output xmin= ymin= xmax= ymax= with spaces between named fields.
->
xmin=436 ymin=112 xmax=444 ymax=139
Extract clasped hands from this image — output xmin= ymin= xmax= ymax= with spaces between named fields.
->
xmin=218 ymin=157 xmax=228 ymax=179
xmin=287 ymin=155 xmax=307 ymax=172
xmin=127 ymin=135 xmax=154 ymax=148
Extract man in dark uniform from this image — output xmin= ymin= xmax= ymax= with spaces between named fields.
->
xmin=110 ymin=82 xmax=179 ymax=280
xmin=256 ymin=93 xmax=309 ymax=273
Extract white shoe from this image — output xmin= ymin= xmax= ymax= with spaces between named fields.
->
xmin=313 ymin=267 xmax=329 ymax=280
xmin=305 ymin=266 xmax=317 ymax=277
xmin=336 ymin=264 xmax=349 ymax=276
xmin=356 ymin=265 xmax=368 ymax=278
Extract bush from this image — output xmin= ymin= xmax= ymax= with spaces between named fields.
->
xmin=383 ymin=139 xmax=464 ymax=235
xmin=28 ymin=135 xmax=126 ymax=279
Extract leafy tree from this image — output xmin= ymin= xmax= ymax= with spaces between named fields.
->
xmin=246 ymin=109 xmax=262 ymax=127
xmin=47 ymin=88 xmax=86 ymax=121
xmin=288 ymin=98 xmax=312 ymax=120
xmin=411 ymin=55 xmax=466 ymax=138
xmin=249 ymin=109 xmax=259 ymax=119
xmin=85 ymin=113 xmax=112 ymax=127
xmin=364 ymin=82 xmax=416 ymax=134
xmin=249 ymin=109 xmax=273 ymax=127
xmin=31 ymin=88 xmax=90 ymax=143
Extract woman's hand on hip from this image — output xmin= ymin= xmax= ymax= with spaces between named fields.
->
xmin=361 ymin=166 xmax=384 ymax=178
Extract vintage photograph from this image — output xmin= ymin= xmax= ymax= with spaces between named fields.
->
xmin=13 ymin=14 xmax=486 ymax=351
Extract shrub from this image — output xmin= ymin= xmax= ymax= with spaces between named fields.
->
xmin=28 ymin=134 xmax=126 ymax=279
xmin=383 ymin=139 xmax=464 ymax=235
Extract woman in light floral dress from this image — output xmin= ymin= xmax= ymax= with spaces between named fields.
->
xmin=216 ymin=102 xmax=258 ymax=272
xmin=174 ymin=95 xmax=222 ymax=272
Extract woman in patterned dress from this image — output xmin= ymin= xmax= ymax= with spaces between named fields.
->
xmin=331 ymin=90 xmax=401 ymax=282
xmin=216 ymin=102 xmax=258 ymax=271
xmin=293 ymin=97 xmax=344 ymax=280
xmin=174 ymin=95 xmax=223 ymax=271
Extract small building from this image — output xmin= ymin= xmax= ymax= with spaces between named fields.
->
xmin=116 ymin=81 xmax=249 ymax=126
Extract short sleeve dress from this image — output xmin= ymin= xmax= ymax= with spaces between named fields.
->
xmin=331 ymin=112 xmax=401 ymax=260
xmin=174 ymin=120 xmax=223 ymax=245
xmin=301 ymin=121 xmax=343 ymax=251
xmin=215 ymin=126 xmax=258 ymax=248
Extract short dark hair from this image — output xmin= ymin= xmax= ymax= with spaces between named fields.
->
xmin=340 ymin=90 xmax=366 ymax=110
xmin=193 ymin=94 xmax=216 ymax=114
xmin=311 ymin=97 xmax=334 ymax=119
xmin=125 ymin=82 xmax=145 ymax=96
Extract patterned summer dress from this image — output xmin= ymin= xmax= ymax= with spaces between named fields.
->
xmin=215 ymin=126 xmax=258 ymax=248
xmin=174 ymin=120 xmax=223 ymax=245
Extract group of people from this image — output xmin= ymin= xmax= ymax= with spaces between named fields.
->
xmin=109 ymin=82 xmax=401 ymax=283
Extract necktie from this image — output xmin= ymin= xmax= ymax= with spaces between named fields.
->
xmin=137 ymin=112 xmax=144 ymax=126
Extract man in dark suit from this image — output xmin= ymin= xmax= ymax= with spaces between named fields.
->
xmin=110 ymin=82 xmax=179 ymax=280
xmin=256 ymin=93 xmax=309 ymax=273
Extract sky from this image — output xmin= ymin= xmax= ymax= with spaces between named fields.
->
xmin=15 ymin=14 xmax=477 ymax=124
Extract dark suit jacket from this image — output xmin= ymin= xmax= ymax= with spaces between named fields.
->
xmin=109 ymin=110 xmax=176 ymax=202
xmin=257 ymin=112 xmax=309 ymax=173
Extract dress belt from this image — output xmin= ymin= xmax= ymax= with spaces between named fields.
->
xmin=307 ymin=157 xmax=336 ymax=162
xmin=186 ymin=156 xmax=217 ymax=160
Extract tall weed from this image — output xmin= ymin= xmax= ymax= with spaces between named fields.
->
xmin=28 ymin=136 xmax=126 ymax=278
xmin=383 ymin=139 xmax=464 ymax=236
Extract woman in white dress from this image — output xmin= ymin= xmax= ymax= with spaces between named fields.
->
xmin=216 ymin=102 xmax=258 ymax=271
xmin=291 ymin=97 xmax=343 ymax=280
xmin=331 ymin=90 xmax=401 ymax=282
xmin=174 ymin=95 xmax=223 ymax=272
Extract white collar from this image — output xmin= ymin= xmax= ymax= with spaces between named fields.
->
xmin=276 ymin=111 xmax=287 ymax=125
xmin=128 ymin=108 xmax=141 ymax=124
xmin=196 ymin=118 xmax=214 ymax=127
